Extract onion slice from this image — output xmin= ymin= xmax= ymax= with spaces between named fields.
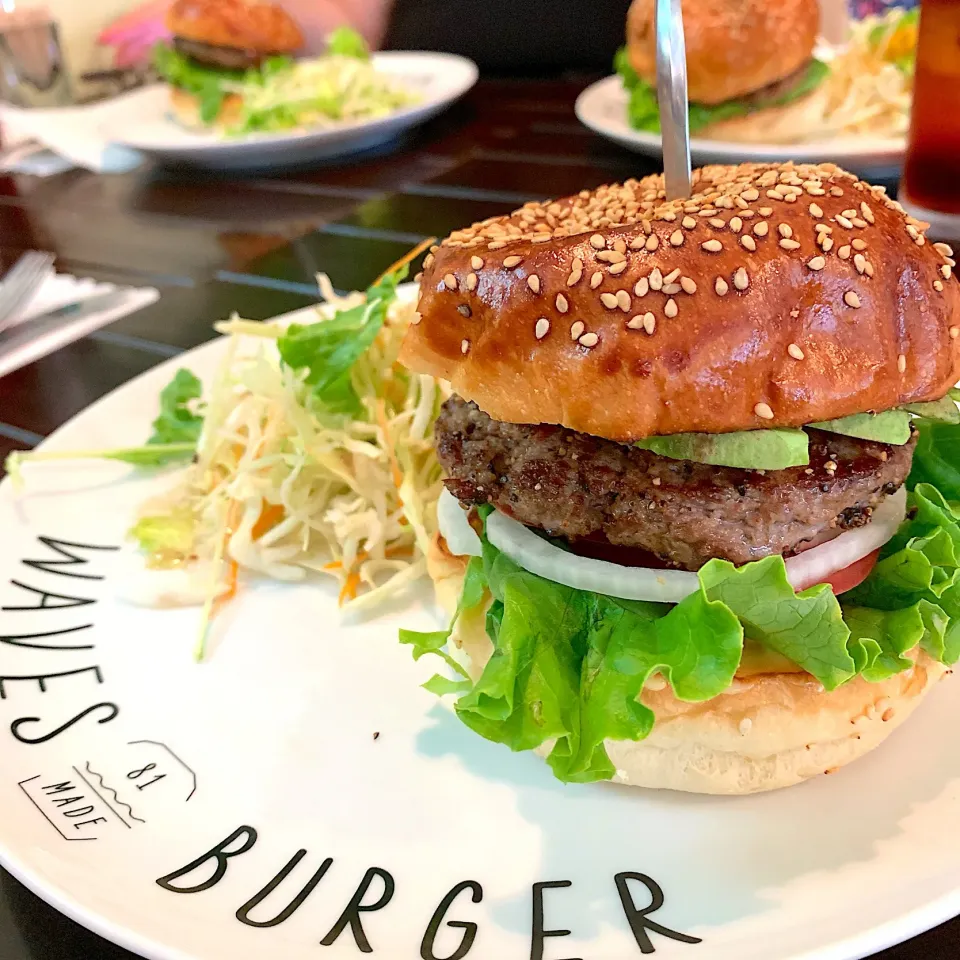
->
xmin=437 ymin=487 xmax=482 ymax=558
xmin=485 ymin=486 xmax=907 ymax=604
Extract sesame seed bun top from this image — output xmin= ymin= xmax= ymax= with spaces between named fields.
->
xmin=166 ymin=0 xmax=303 ymax=55
xmin=625 ymin=0 xmax=820 ymax=105
xmin=400 ymin=163 xmax=960 ymax=443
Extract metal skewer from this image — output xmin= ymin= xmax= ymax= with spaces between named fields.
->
xmin=655 ymin=0 xmax=692 ymax=200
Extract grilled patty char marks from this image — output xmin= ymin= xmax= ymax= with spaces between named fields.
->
xmin=436 ymin=395 xmax=914 ymax=571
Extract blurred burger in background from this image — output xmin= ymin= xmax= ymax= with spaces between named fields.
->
xmin=153 ymin=0 xmax=304 ymax=129
xmin=617 ymin=0 xmax=830 ymax=142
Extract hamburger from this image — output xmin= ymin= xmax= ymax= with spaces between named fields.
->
xmin=398 ymin=162 xmax=960 ymax=795
xmin=153 ymin=0 xmax=304 ymax=130
xmin=617 ymin=0 xmax=830 ymax=142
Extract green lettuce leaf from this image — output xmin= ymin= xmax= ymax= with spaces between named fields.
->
xmin=153 ymin=43 xmax=242 ymax=125
xmin=327 ymin=26 xmax=370 ymax=60
xmin=902 ymin=396 xmax=960 ymax=424
xmin=277 ymin=266 xmax=408 ymax=416
xmin=614 ymin=47 xmax=829 ymax=134
xmin=909 ymin=420 xmax=960 ymax=500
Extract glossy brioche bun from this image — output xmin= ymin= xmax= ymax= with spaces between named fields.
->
xmin=426 ymin=533 xmax=949 ymax=795
xmin=169 ymin=87 xmax=243 ymax=131
xmin=625 ymin=0 xmax=820 ymax=104
xmin=166 ymin=0 xmax=303 ymax=54
xmin=401 ymin=163 xmax=960 ymax=443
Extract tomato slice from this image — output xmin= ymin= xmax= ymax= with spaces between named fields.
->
xmin=819 ymin=548 xmax=881 ymax=595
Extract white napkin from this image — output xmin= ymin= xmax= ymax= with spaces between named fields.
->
xmin=0 ymin=267 xmax=160 ymax=378
xmin=0 ymin=95 xmax=145 ymax=175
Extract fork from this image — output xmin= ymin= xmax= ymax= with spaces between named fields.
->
xmin=0 ymin=250 xmax=56 ymax=335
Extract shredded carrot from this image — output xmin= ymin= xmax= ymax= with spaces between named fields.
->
xmin=377 ymin=398 xmax=403 ymax=490
xmin=252 ymin=503 xmax=285 ymax=540
xmin=375 ymin=236 xmax=436 ymax=286
xmin=323 ymin=543 xmax=413 ymax=573
xmin=339 ymin=572 xmax=361 ymax=606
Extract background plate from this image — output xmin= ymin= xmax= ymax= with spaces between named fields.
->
xmin=0 ymin=302 xmax=958 ymax=960
xmin=575 ymin=75 xmax=906 ymax=181
xmin=101 ymin=52 xmax=478 ymax=170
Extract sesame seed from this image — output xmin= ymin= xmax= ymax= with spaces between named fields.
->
xmin=815 ymin=223 xmax=833 ymax=233
xmin=590 ymin=234 xmax=605 ymax=249
xmin=778 ymin=223 xmax=793 ymax=238
xmin=590 ymin=271 xmax=603 ymax=289
xmin=443 ymin=273 xmax=458 ymax=290
xmin=423 ymin=254 xmax=435 ymax=269
xmin=807 ymin=256 xmax=826 ymax=270
xmin=627 ymin=314 xmax=645 ymax=330
xmin=527 ymin=275 xmax=541 ymax=294
xmin=934 ymin=279 xmax=944 ymax=292
xmin=662 ymin=283 xmax=681 ymax=295
xmin=898 ymin=354 xmax=906 ymax=373
xmin=709 ymin=218 xmax=726 ymax=229
xmin=471 ymin=256 xmax=484 ymax=270
xmin=613 ymin=239 xmax=626 ymax=254
xmin=535 ymin=318 xmax=550 ymax=339
xmin=729 ymin=217 xmax=743 ymax=233
xmin=836 ymin=215 xmax=854 ymax=229
xmin=950 ymin=325 xmax=959 ymax=338
xmin=600 ymin=292 xmax=618 ymax=309
xmin=670 ymin=229 xmax=684 ymax=246
xmin=906 ymin=224 xmax=919 ymax=240
xmin=645 ymin=234 xmax=660 ymax=251
xmin=555 ymin=294 xmax=569 ymax=313
xmin=579 ymin=332 xmax=599 ymax=347
xmin=809 ymin=203 xmax=824 ymax=218
xmin=779 ymin=238 xmax=801 ymax=250
xmin=766 ymin=189 xmax=782 ymax=200
xmin=753 ymin=221 xmax=769 ymax=237
xmin=664 ymin=298 xmax=678 ymax=318
xmin=411 ymin=311 xmax=422 ymax=325
xmin=754 ymin=402 xmax=774 ymax=420
xmin=663 ymin=268 xmax=681 ymax=284
xmin=680 ymin=276 xmax=697 ymax=294
xmin=821 ymin=237 xmax=834 ymax=252
xmin=824 ymin=460 xmax=837 ymax=473
xmin=860 ymin=202 xmax=875 ymax=223
xmin=838 ymin=245 xmax=851 ymax=260
xmin=649 ymin=268 xmax=663 ymax=291
xmin=661 ymin=210 xmax=678 ymax=221
xmin=597 ymin=250 xmax=626 ymax=263
xmin=466 ymin=272 xmax=478 ymax=291
xmin=702 ymin=239 xmax=723 ymax=252
xmin=790 ymin=308 xmax=800 ymax=317
xmin=570 ymin=320 xmax=585 ymax=340
xmin=788 ymin=343 xmax=805 ymax=360
xmin=759 ymin=206 xmax=773 ymax=216
xmin=616 ymin=290 xmax=631 ymax=312
xmin=943 ymin=265 xmax=953 ymax=280
xmin=934 ymin=241 xmax=954 ymax=257
xmin=715 ymin=277 xmax=729 ymax=296
xmin=461 ymin=339 xmax=470 ymax=354
xmin=682 ymin=216 xmax=697 ymax=229
xmin=830 ymin=186 xmax=844 ymax=197
xmin=734 ymin=267 xmax=749 ymax=291
xmin=608 ymin=261 xmax=628 ymax=275
xmin=741 ymin=235 xmax=757 ymax=252
xmin=851 ymin=238 xmax=867 ymax=250
xmin=844 ymin=291 xmax=861 ymax=308
xmin=503 ymin=256 xmax=523 ymax=268
xmin=629 ymin=236 xmax=645 ymax=250
xmin=842 ymin=208 xmax=858 ymax=219
xmin=566 ymin=268 xmax=582 ymax=286
xmin=742 ymin=188 xmax=760 ymax=201
xmin=854 ymin=254 xmax=867 ymax=275
xmin=635 ymin=277 xmax=649 ymax=297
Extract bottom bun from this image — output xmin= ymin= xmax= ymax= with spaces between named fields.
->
xmin=426 ymin=532 xmax=949 ymax=795
xmin=169 ymin=87 xmax=244 ymax=131
xmin=698 ymin=89 xmax=828 ymax=144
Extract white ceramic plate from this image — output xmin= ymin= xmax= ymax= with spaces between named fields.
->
xmin=575 ymin=74 xmax=906 ymax=180
xmin=99 ymin=52 xmax=478 ymax=170
xmin=1 ymin=299 xmax=959 ymax=960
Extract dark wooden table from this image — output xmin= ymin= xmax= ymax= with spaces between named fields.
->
xmin=0 ymin=76 xmax=956 ymax=960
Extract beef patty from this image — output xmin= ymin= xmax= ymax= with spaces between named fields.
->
xmin=436 ymin=396 xmax=914 ymax=571
xmin=173 ymin=37 xmax=267 ymax=71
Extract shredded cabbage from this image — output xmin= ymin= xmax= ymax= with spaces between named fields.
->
xmin=131 ymin=268 xmax=447 ymax=656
